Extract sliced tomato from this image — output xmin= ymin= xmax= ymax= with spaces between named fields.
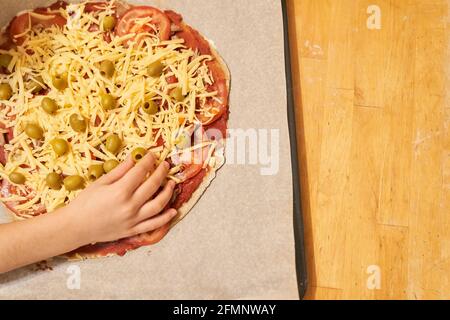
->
xmin=166 ymin=74 xmax=178 ymax=84
xmin=180 ymin=149 xmax=208 ymax=174
xmin=34 ymin=1 xmax=67 ymax=13
xmin=0 ymin=122 xmax=13 ymax=142
xmin=124 ymin=223 xmax=171 ymax=246
xmin=165 ymin=10 xmax=229 ymax=125
xmin=0 ymin=145 xmax=7 ymax=166
xmin=166 ymin=11 xmax=212 ymax=56
xmin=94 ymin=115 xmax=102 ymax=127
xmin=156 ymin=135 xmax=165 ymax=147
xmin=6 ymin=127 xmax=14 ymax=142
xmin=71 ymin=223 xmax=171 ymax=258
xmin=84 ymin=1 xmax=129 ymax=17
xmin=0 ymin=132 xmax=5 ymax=146
xmin=84 ymin=2 xmax=110 ymax=13
xmin=205 ymin=112 xmax=228 ymax=139
xmin=164 ymin=10 xmax=183 ymax=25
xmin=173 ymin=169 xmax=207 ymax=209
xmin=175 ymin=164 xmax=203 ymax=183
xmin=115 ymin=1 xmax=131 ymax=18
xmin=174 ymin=145 xmax=210 ymax=182
xmin=116 ymin=6 xmax=171 ymax=42
xmin=197 ymin=79 xmax=229 ymax=125
xmin=179 ymin=26 xmax=212 ymax=56
xmin=0 ymin=29 xmax=15 ymax=51
xmin=10 ymin=10 xmax=66 ymax=45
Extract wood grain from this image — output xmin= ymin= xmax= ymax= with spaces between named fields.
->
xmin=287 ymin=0 xmax=449 ymax=300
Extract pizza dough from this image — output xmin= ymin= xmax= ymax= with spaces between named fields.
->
xmin=0 ymin=0 xmax=230 ymax=259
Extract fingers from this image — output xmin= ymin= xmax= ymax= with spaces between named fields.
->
xmin=133 ymin=161 xmax=171 ymax=205
xmin=132 ymin=209 xmax=178 ymax=235
xmin=97 ymin=156 xmax=134 ymax=185
xmin=137 ymin=180 xmax=176 ymax=221
xmin=120 ymin=152 xmax=157 ymax=191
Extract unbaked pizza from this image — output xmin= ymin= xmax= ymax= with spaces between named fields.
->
xmin=0 ymin=0 xmax=230 ymax=259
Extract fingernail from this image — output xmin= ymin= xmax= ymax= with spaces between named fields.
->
xmin=171 ymin=209 xmax=178 ymax=216
xmin=163 ymin=161 xmax=170 ymax=169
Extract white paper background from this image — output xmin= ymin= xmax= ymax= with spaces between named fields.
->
xmin=0 ymin=0 xmax=298 ymax=300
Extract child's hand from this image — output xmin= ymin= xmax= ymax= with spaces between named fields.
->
xmin=0 ymin=152 xmax=177 ymax=273
xmin=65 ymin=152 xmax=177 ymax=244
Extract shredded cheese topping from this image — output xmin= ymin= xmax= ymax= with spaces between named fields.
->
xmin=0 ymin=1 xmax=219 ymax=217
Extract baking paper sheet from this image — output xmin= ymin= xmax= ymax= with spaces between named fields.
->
xmin=0 ymin=0 xmax=298 ymax=299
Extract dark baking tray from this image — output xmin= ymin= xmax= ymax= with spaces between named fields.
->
xmin=281 ymin=0 xmax=308 ymax=300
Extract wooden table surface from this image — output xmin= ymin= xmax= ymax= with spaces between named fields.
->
xmin=287 ymin=0 xmax=449 ymax=299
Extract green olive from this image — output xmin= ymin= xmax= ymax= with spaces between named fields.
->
xmin=0 ymin=54 xmax=12 ymax=68
xmin=170 ymin=87 xmax=185 ymax=102
xmin=25 ymin=123 xmax=44 ymax=140
xmin=142 ymin=99 xmax=158 ymax=115
xmin=41 ymin=97 xmax=58 ymax=115
xmin=105 ymin=134 xmax=122 ymax=155
xmin=147 ymin=60 xmax=165 ymax=77
xmin=99 ymin=60 xmax=115 ymax=78
xmin=52 ymin=73 xmax=68 ymax=91
xmin=46 ymin=172 xmax=62 ymax=190
xmin=88 ymin=164 xmax=105 ymax=181
xmin=100 ymin=92 xmax=116 ymax=111
xmin=51 ymin=138 xmax=69 ymax=156
xmin=63 ymin=175 xmax=85 ymax=191
xmin=131 ymin=147 xmax=147 ymax=162
xmin=69 ymin=114 xmax=87 ymax=133
xmin=31 ymin=76 xmax=45 ymax=93
xmin=103 ymin=159 xmax=119 ymax=173
xmin=0 ymin=83 xmax=12 ymax=100
xmin=102 ymin=16 xmax=117 ymax=31
xmin=176 ymin=132 xmax=191 ymax=149
xmin=9 ymin=172 xmax=25 ymax=185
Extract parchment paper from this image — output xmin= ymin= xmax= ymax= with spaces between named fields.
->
xmin=0 ymin=0 xmax=298 ymax=300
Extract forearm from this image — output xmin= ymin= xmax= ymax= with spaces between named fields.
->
xmin=0 ymin=154 xmax=174 ymax=274
xmin=0 ymin=208 xmax=87 ymax=274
